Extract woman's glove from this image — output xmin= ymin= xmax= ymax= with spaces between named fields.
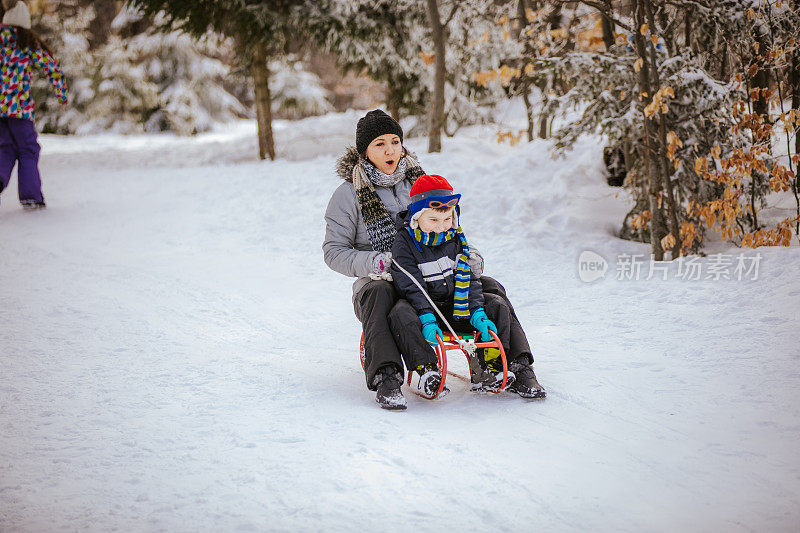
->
xmin=372 ymin=252 xmax=392 ymax=274
xmin=419 ymin=312 xmax=443 ymax=346
xmin=369 ymin=252 xmax=393 ymax=281
xmin=469 ymin=308 xmax=497 ymax=342
xmin=467 ymin=249 xmax=484 ymax=277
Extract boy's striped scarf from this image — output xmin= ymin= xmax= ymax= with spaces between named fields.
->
xmin=407 ymin=226 xmax=473 ymax=318
xmin=352 ymin=150 xmax=424 ymax=253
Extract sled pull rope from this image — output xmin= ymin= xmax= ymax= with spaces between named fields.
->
xmin=392 ymin=261 xmax=476 ymax=357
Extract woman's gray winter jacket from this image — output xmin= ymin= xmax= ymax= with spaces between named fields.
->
xmin=323 ymin=147 xmax=483 ymax=302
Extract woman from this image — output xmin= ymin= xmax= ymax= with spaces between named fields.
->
xmin=323 ymin=109 xmax=534 ymax=410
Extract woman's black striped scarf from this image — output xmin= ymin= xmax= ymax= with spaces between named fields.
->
xmin=351 ymin=149 xmax=424 ymax=252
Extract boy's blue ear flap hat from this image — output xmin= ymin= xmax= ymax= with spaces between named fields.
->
xmin=356 ymin=109 xmax=403 ymax=155
xmin=408 ymin=174 xmax=461 ymax=230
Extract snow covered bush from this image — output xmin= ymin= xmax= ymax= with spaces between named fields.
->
xmin=500 ymin=1 xmax=786 ymax=257
xmin=269 ymin=59 xmax=333 ymax=120
xmin=545 ymin=46 xmax=754 ymax=252
xmin=95 ymin=9 xmax=248 ymax=135
xmin=30 ymin=0 xmax=96 ymax=134
xmin=33 ymin=4 xmax=249 ymax=135
xmin=540 ymin=0 xmax=800 ymax=255
xmin=683 ymin=0 xmax=800 ymax=248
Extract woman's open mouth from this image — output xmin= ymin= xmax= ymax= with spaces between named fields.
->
xmin=385 ymin=160 xmax=394 ymax=166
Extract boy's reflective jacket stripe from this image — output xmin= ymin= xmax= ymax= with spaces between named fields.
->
xmin=418 ymin=256 xmax=457 ymax=282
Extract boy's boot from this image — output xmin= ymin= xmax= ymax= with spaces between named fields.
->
xmin=484 ymin=347 xmax=515 ymax=390
xmin=373 ymin=365 xmax=407 ymax=410
xmin=415 ymin=363 xmax=449 ymax=399
xmin=469 ymin=348 xmax=515 ymax=392
xmin=508 ymin=357 xmax=546 ymax=399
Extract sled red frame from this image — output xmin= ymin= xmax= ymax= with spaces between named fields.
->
xmin=359 ymin=330 xmax=508 ymax=399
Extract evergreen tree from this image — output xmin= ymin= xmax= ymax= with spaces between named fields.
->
xmin=31 ymin=1 xmax=248 ymax=135
xmin=269 ymin=57 xmax=333 ymax=119
xmin=306 ymin=0 xmax=518 ymax=148
xmin=126 ymin=0 xmax=310 ymax=160
xmin=304 ymin=1 xmax=430 ymax=123
xmin=93 ymin=7 xmax=247 ymax=135
xmin=29 ymin=0 xmax=96 ymax=133
xmin=443 ymin=1 xmax=521 ymax=136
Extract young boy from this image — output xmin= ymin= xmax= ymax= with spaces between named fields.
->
xmin=390 ymin=174 xmax=546 ymax=399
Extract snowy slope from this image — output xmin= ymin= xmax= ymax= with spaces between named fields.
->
xmin=1 ymin=112 xmax=799 ymax=532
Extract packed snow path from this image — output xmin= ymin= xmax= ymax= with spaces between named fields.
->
xmin=2 ymin=114 xmax=799 ymax=531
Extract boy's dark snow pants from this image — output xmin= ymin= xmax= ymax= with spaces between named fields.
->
xmin=390 ymin=291 xmax=533 ymax=373
xmin=355 ymin=277 xmax=533 ymax=390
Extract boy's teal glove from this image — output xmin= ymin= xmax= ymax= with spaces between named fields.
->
xmin=470 ymin=308 xmax=497 ymax=342
xmin=419 ymin=312 xmax=443 ymax=346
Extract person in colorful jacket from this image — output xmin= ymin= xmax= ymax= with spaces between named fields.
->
xmin=0 ymin=1 xmax=68 ymax=210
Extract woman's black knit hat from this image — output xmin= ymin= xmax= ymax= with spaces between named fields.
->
xmin=356 ymin=109 xmax=403 ymax=154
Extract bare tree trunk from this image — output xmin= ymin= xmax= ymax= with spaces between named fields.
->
xmin=517 ymin=0 xmax=535 ymax=141
xmin=791 ymin=31 xmax=800 ymax=235
xmin=645 ymin=0 xmax=681 ymax=258
xmin=388 ymin=99 xmax=400 ymax=122
xmin=792 ymin=34 xmax=800 ymax=165
xmin=532 ymin=3 xmax=563 ymax=140
xmin=252 ymin=44 xmax=275 ymax=161
xmin=752 ymin=29 xmax=770 ymax=120
xmin=520 ymin=84 xmax=534 ymax=142
xmin=716 ymin=40 xmax=728 ymax=81
xmin=634 ymin=0 xmax=666 ymax=260
xmin=684 ymin=7 xmax=691 ymax=49
xmin=538 ymin=112 xmax=548 ymax=139
xmin=425 ymin=0 xmax=446 ymax=153
xmin=599 ymin=1 xmax=615 ymax=51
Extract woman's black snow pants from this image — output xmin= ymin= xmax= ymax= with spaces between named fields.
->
xmin=354 ymin=280 xmax=438 ymax=390
xmin=480 ymin=276 xmax=534 ymax=365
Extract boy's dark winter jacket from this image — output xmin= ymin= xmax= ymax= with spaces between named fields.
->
xmin=390 ymin=211 xmax=484 ymax=317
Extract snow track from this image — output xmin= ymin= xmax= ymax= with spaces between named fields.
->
xmin=1 ymin=114 xmax=799 ymax=531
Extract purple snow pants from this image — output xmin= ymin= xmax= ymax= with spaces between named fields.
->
xmin=0 ymin=117 xmax=44 ymax=203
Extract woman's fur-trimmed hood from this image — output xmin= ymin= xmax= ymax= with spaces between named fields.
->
xmin=335 ymin=146 xmax=419 ymax=182
xmin=335 ymin=146 xmax=361 ymax=182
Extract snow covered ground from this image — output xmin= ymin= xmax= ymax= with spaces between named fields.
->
xmin=1 ymin=111 xmax=799 ymax=532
